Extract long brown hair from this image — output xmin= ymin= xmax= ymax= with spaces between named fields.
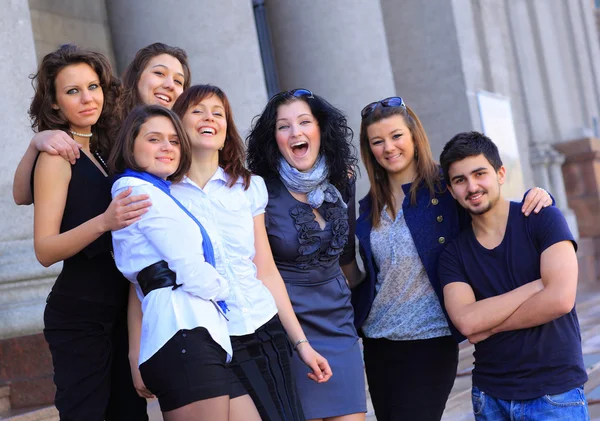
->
xmin=172 ymin=84 xmax=251 ymax=189
xmin=120 ymin=43 xmax=191 ymax=117
xmin=29 ymin=44 xmax=122 ymax=158
xmin=108 ymin=105 xmax=192 ymax=183
xmin=359 ymin=104 xmax=441 ymax=227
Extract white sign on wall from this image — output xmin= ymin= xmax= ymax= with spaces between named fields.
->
xmin=476 ymin=91 xmax=525 ymax=200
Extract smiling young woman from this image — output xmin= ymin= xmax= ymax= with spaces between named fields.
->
xmin=247 ymin=89 xmax=366 ymax=421
xmin=29 ymin=44 xmax=148 ymax=421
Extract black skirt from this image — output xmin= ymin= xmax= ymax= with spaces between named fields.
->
xmin=228 ymin=315 xmax=306 ymax=421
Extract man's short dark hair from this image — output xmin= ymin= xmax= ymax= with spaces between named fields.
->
xmin=440 ymin=131 xmax=503 ymax=183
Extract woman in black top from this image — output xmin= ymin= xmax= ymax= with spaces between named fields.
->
xmin=30 ymin=45 xmax=148 ymax=421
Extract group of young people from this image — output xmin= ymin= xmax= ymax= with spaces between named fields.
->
xmin=12 ymin=41 xmax=588 ymax=421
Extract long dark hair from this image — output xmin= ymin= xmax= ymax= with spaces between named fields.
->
xmin=29 ymin=44 xmax=122 ymax=157
xmin=120 ymin=43 xmax=191 ymax=117
xmin=172 ymin=84 xmax=251 ymax=189
xmin=108 ymin=105 xmax=192 ymax=183
xmin=359 ymin=104 xmax=441 ymax=227
xmin=246 ymin=91 xmax=357 ymax=191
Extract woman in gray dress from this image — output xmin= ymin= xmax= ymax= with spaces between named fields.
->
xmin=247 ymin=89 xmax=366 ymax=421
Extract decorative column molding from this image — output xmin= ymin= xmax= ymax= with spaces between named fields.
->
xmin=529 ymin=143 xmax=579 ymax=239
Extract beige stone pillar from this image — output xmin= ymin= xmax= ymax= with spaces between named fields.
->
xmin=0 ymin=0 xmax=58 ymax=409
xmin=0 ymin=0 xmax=59 ymax=342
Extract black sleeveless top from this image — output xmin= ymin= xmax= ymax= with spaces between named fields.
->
xmin=33 ymin=153 xmax=129 ymax=308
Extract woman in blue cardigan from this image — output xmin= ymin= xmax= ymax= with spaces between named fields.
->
xmin=352 ymin=97 xmax=551 ymax=421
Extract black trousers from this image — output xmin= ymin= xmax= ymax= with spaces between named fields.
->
xmin=44 ymin=294 xmax=148 ymax=421
xmin=363 ymin=335 xmax=458 ymax=421
xmin=229 ymin=315 xmax=305 ymax=421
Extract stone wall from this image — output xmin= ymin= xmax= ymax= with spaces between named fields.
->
xmin=28 ymin=0 xmax=115 ymax=67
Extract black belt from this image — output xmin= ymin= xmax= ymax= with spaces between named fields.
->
xmin=137 ymin=260 xmax=181 ymax=296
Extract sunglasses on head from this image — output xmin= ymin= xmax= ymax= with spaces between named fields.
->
xmin=269 ymin=88 xmax=314 ymax=103
xmin=361 ymin=96 xmax=406 ymax=118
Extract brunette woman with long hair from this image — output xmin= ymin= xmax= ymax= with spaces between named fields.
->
xmin=30 ymin=44 xmax=147 ymax=421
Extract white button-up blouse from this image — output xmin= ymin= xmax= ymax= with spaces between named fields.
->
xmin=171 ymin=168 xmax=278 ymax=337
xmin=111 ymin=176 xmax=232 ymax=365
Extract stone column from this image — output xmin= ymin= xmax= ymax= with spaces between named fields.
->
xmin=106 ymin=0 xmax=268 ymax=135
xmin=0 ymin=0 xmax=58 ymax=408
xmin=265 ymin=0 xmax=397 ymax=198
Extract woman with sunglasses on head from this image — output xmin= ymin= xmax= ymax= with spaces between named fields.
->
xmin=29 ymin=44 xmax=147 ymax=421
xmin=247 ymin=89 xmax=367 ymax=421
xmin=13 ymin=42 xmax=190 ymax=206
xmin=353 ymin=97 xmax=553 ymax=421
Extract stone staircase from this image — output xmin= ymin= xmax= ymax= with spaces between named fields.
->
xmin=0 ymin=386 xmax=57 ymax=421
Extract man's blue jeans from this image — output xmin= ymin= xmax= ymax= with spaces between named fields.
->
xmin=472 ymin=385 xmax=589 ymax=420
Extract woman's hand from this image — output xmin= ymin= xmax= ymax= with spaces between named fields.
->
xmin=100 ymin=187 xmax=152 ymax=232
xmin=296 ymin=342 xmax=333 ymax=383
xmin=32 ymin=130 xmax=81 ymax=165
xmin=129 ymin=359 xmax=154 ymax=399
xmin=522 ymin=187 xmax=552 ymax=216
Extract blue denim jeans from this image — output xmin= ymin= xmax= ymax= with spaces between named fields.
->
xmin=472 ymin=385 xmax=589 ymax=420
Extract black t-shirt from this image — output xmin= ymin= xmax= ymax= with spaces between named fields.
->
xmin=439 ymin=202 xmax=587 ymax=400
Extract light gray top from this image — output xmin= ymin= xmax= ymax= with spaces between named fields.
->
xmin=362 ymin=206 xmax=451 ymax=340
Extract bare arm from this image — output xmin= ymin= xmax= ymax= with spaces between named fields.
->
xmin=491 ymin=241 xmax=578 ymax=333
xmin=253 ymin=213 xmax=332 ymax=383
xmin=33 ymin=153 xmax=150 ymax=267
xmin=13 ymin=131 xmax=81 ymax=205
xmin=443 ymin=279 xmax=544 ymax=337
xmin=127 ymin=284 xmax=154 ymax=398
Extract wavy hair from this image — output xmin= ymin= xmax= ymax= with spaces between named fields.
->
xmin=172 ymin=84 xmax=251 ymax=189
xmin=28 ymin=44 xmax=122 ymax=157
xmin=246 ymin=91 xmax=357 ymax=191
xmin=359 ymin=103 xmax=441 ymax=228
xmin=120 ymin=43 xmax=191 ymax=117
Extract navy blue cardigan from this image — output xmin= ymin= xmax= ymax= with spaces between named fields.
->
xmin=352 ymin=179 xmax=468 ymax=342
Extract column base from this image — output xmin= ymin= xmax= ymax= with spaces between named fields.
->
xmin=555 ymin=137 xmax=600 ymax=283
xmin=0 ymin=333 xmax=54 ymax=409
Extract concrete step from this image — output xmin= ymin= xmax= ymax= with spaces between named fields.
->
xmin=0 ymin=406 xmax=58 ymax=421
xmin=0 ymin=387 xmax=10 ymax=412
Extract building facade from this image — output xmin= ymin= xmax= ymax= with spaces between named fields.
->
xmin=1 ymin=0 xmax=600 ymax=409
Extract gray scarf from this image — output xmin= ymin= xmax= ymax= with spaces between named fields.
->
xmin=278 ymin=155 xmax=346 ymax=209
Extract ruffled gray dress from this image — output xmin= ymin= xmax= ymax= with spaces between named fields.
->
xmin=264 ymin=177 xmax=367 ymax=419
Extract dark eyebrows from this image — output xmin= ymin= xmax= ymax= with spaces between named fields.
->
xmin=63 ymin=79 xmax=100 ymax=90
xmin=450 ymin=166 xmax=488 ymax=182
xmin=151 ymin=64 xmax=185 ymax=78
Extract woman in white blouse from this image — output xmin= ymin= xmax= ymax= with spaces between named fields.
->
xmin=154 ymin=84 xmax=329 ymax=421
xmin=109 ymin=105 xmax=232 ymax=421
